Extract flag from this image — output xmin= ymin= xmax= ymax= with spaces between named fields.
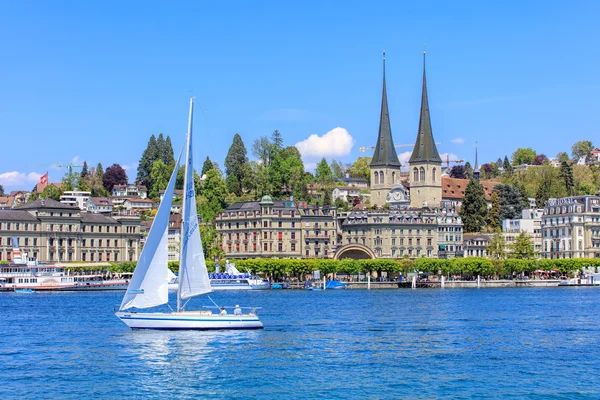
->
xmin=40 ymin=173 xmax=48 ymax=185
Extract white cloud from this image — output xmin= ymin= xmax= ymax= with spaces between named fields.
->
xmin=396 ymin=152 xmax=462 ymax=168
xmin=122 ymin=162 xmax=139 ymax=172
xmin=295 ymin=127 xmax=355 ymax=159
xmin=71 ymin=155 xmax=83 ymax=164
xmin=0 ymin=171 xmax=43 ymax=187
xmin=397 ymin=151 xmax=412 ymax=166
xmin=451 ymin=138 xmax=465 ymax=144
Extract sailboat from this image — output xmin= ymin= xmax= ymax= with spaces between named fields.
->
xmin=115 ymin=98 xmax=264 ymax=330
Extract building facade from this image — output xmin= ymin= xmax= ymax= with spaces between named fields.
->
xmin=60 ymin=191 xmax=91 ymax=210
xmin=0 ymin=199 xmax=142 ymax=263
xmin=541 ymin=196 xmax=600 ymax=259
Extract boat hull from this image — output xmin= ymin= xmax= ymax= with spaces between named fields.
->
xmin=115 ymin=311 xmax=264 ymax=330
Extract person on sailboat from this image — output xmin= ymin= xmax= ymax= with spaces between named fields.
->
xmin=234 ymin=305 xmax=242 ymax=316
xmin=219 ymin=307 xmax=227 ymax=316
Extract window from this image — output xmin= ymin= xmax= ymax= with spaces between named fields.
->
xmin=278 ymin=242 xmax=283 ymax=252
xmin=291 ymin=232 xmax=296 ymax=240
xmin=291 ymin=243 xmax=296 ymax=251
xmin=264 ymin=243 xmax=268 ymax=251
xmin=413 ymin=168 xmax=418 ymax=182
xmin=432 ymin=168 xmax=436 ymax=182
xmin=374 ymin=171 xmax=379 ymax=185
xmin=420 ymin=167 xmax=425 ymax=182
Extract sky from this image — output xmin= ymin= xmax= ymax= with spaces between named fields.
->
xmin=1 ymin=1 xmax=599 ymax=191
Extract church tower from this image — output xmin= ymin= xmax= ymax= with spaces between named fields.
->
xmin=409 ymin=52 xmax=442 ymax=208
xmin=369 ymin=52 xmax=401 ymax=206
xmin=473 ymin=143 xmax=480 ymax=181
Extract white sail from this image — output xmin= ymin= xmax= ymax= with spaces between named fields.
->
xmin=178 ymin=98 xmax=212 ymax=304
xmin=120 ymin=159 xmax=181 ymax=310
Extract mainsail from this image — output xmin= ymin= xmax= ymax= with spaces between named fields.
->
xmin=178 ymin=98 xmax=212 ymax=306
xmin=120 ymin=157 xmax=181 ymax=310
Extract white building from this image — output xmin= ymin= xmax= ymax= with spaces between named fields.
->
xmin=112 ymin=184 xmax=148 ymax=199
xmin=60 ymin=191 xmax=91 ymax=210
xmin=123 ymin=198 xmax=153 ymax=215
xmin=87 ymin=197 xmax=114 ymax=214
xmin=541 ymin=196 xmax=600 ymax=259
xmin=332 ymin=186 xmax=361 ymax=203
xmin=503 ymin=209 xmax=543 ymax=256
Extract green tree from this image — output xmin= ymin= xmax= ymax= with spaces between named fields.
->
xmin=503 ymin=156 xmax=513 ymax=176
xmin=0 ymin=184 xmax=4 ymax=196
xmin=459 ymin=179 xmax=488 ymax=232
xmin=573 ymin=165 xmax=597 ymax=195
xmin=198 ymin=169 xmax=228 ymax=222
xmin=348 ymin=157 xmax=371 ymax=183
xmin=225 ymin=133 xmax=249 ymax=196
xmin=486 ymin=232 xmax=506 ymax=259
xmin=571 ymin=140 xmax=594 ymax=162
xmin=199 ymin=224 xmax=224 ymax=262
xmin=322 ymin=188 xmax=332 ymax=206
xmin=271 ymin=130 xmax=283 ymax=154
xmin=557 ymin=151 xmax=570 ymax=163
xmin=494 ymin=184 xmax=523 ymax=220
xmin=315 ymin=158 xmax=334 ymax=186
xmin=80 ymin=161 xmax=89 ymax=179
xmin=41 ymin=184 xmax=62 ymax=200
xmin=61 ymin=171 xmax=79 ymax=192
xmin=330 ymin=160 xmax=346 ymax=179
xmin=201 ymin=156 xmax=214 ymax=176
xmin=163 ymin=135 xmax=175 ymax=166
xmin=512 ymin=147 xmax=537 ymax=165
xmin=137 ymin=135 xmax=158 ymax=188
xmin=95 ymin=163 xmax=104 ymax=179
xmin=559 ymin=161 xmax=575 ymax=196
xmin=464 ymin=162 xmax=473 ymax=179
xmin=488 ymin=191 xmax=501 ymax=231
xmin=509 ymin=231 xmax=535 ymax=259
xmin=252 ymin=136 xmax=272 ymax=166
xmin=277 ymin=146 xmax=305 ymax=198
xmin=149 ymin=160 xmax=173 ymax=199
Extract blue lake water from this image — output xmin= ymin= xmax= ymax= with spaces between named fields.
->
xmin=1 ymin=288 xmax=600 ymax=399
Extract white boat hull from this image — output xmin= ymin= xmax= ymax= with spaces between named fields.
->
xmin=115 ymin=311 xmax=264 ymax=330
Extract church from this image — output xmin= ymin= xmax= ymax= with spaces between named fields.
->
xmin=369 ymin=52 xmax=442 ymax=209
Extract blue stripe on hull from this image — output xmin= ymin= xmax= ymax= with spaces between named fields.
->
xmin=130 ymin=327 xmax=263 ymax=331
xmin=119 ymin=316 xmax=259 ymax=322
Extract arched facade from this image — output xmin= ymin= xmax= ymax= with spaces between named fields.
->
xmin=334 ymin=243 xmax=377 ymax=260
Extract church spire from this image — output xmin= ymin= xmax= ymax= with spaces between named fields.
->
xmin=370 ymin=51 xmax=401 ymax=167
xmin=409 ymin=51 xmax=441 ymax=164
xmin=473 ymin=142 xmax=480 ymax=180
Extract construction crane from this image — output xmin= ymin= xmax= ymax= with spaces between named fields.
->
xmin=359 ymin=142 xmax=442 ymax=152
xmin=38 ymin=162 xmax=85 ymax=174
xmin=444 ymin=155 xmax=464 ymax=169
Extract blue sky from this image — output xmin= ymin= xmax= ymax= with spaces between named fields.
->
xmin=1 ymin=1 xmax=598 ymax=191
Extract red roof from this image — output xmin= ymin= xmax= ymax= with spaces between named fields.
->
xmin=441 ymin=176 xmax=498 ymax=201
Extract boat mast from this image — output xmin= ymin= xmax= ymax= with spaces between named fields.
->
xmin=177 ymin=97 xmax=194 ymax=313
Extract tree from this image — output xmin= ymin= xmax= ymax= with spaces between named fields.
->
xmin=315 ymin=158 xmax=334 ymax=186
xmin=201 ymin=156 xmax=214 ymax=176
xmin=322 ymin=188 xmax=332 ymax=206
xmin=0 ymin=184 xmax=4 ymax=196
xmin=512 ymin=148 xmax=537 ymax=166
xmin=225 ymin=133 xmax=249 ymax=196
xmin=557 ymin=152 xmax=570 ymax=163
xmin=494 ymin=184 xmax=524 ymax=221
xmin=198 ymin=169 xmax=228 ymax=222
xmin=535 ymin=169 xmax=553 ymax=208
xmin=509 ymin=231 xmax=535 ymax=259
xmin=459 ymin=179 xmax=488 ymax=232
xmin=503 ymin=156 xmax=513 ymax=175
xmin=486 ymin=232 xmax=506 ymax=260
xmin=481 ymin=163 xmax=494 ymax=179
xmin=464 ymin=162 xmax=473 ymax=179
xmin=80 ymin=161 xmax=89 ymax=179
xmin=137 ymin=135 xmax=158 ymax=188
xmin=41 ymin=184 xmax=62 ymax=200
xmin=102 ymin=164 xmax=128 ymax=193
xmin=449 ymin=165 xmax=466 ymax=179
xmin=277 ymin=146 xmax=305 ymax=198
xmin=573 ymin=165 xmax=597 ymax=195
xmin=199 ymin=224 xmax=224 ymax=262
xmin=559 ymin=161 xmax=575 ymax=196
xmin=252 ymin=136 xmax=272 ymax=166
xmin=271 ymin=130 xmax=283 ymax=154
xmin=348 ymin=157 xmax=371 ymax=182
xmin=330 ymin=160 xmax=346 ymax=179
xmin=155 ymin=133 xmax=174 ymax=166
xmin=533 ymin=154 xmax=548 ymax=165
xmin=488 ymin=192 xmax=501 ymax=231
xmin=571 ymin=140 xmax=594 ymax=162
xmin=164 ymin=135 xmax=175 ymax=166
xmin=95 ymin=163 xmax=104 ymax=179
xmin=61 ymin=171 xmax=79 ymax=192
xmin=149 ymin=160 xmax=172 ymax=199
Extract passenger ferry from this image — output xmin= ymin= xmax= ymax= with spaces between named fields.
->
xmin=209 ymin=261 xmax=270 ymax=290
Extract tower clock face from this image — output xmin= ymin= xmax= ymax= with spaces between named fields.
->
xmin=394 ymin=191 xmax=403 ymax=201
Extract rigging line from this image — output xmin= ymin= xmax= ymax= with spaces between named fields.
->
xmin=207 ymin=295 xmax=220 ymax=309
xmin=193 ymin=97 xmax=214 ymax=165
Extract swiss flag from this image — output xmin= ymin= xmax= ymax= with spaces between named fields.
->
xmin=40 ymin=173 xmax=48 ymax=185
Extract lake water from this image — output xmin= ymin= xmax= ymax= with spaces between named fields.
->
xmin=2 ymin=288 xmax=600 ymax=399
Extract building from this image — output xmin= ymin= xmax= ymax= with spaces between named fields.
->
xmin=122 ymin=198 xmax=153 ymax=215
xmin=216 ymin=196 xmax=304 ymax=259
xmin=8 ymin=191 xmax=31 ymax=207
xmin=369 ymin=53 xmax=402 ymax=207
xmin=168 ymin=214 xmax=182 ymax=261
xmin=87 ymin=197 xmax=114 ymax=214
xmin=463 ymin=233 xmax=491 ymax=257
xmin=299 ymin=204 xmax=338 ymax=259
xmin=408 ymin=53 xmax=443 ymax=209
xmin=541 ymin=196 xmax=600 ymax=259
xmin=0 ymin=198 xmax=142 ymax=263
xmin=0 ymin=196 xmax=15 ymax=210
xmin=112 ymin=184 xmax=148 ymax=199
xmin=339 ymin=204 xmax=463 ymax=259
xmin=332 ymin=186 xmax=362 ymax=203
xmin=441 ymin=177 xmax=498 ymax=209
xmin=60 ymin=191 xmax=91 ymax=210
xmin=503 ymin=209 xmax=543 ymax=256
xmin=334 ymin=175 xmax=369 ymax=188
